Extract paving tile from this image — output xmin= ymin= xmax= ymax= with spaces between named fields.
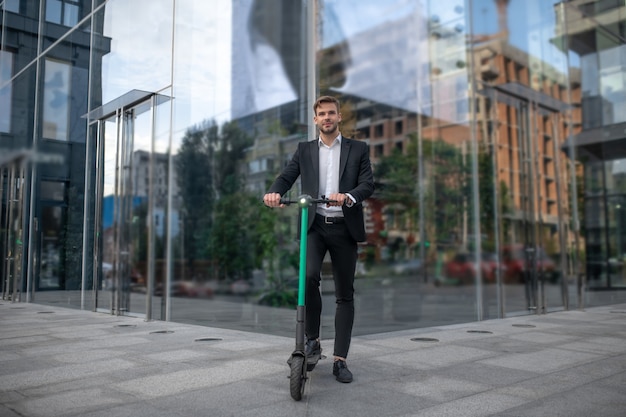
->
xmin=0 ymin=301 xmax=624 ymax=417
xmin=477 ymin=347 xmax=600 ymax=373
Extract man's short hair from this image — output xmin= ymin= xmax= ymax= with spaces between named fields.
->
xmin=314 ymin=95 xmax=340 ymax=115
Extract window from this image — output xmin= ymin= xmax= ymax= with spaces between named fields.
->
xmin=394 ymin=120 xmax=403 ymax=135
xmin=4 ymin=0 xmax=20 ymax=13
xmin=40 ymin=181 xmax=66 ymax=201
xmin=43 ymin=59 xmax=70 ymax=141
xmin=0 ymin=50 xmax=13 ymax=133
xmin=45 ymin=0 xmax=80 ymax=26
xmin=579 ymin=0 xmax=622 ymax=17
xmin=374 ymin=124 xmax=383 ymax=138
xmin=248 ymin=158 xmax=269 ymax=174
xmin=5 ymin=0 xmax=20 ymax=13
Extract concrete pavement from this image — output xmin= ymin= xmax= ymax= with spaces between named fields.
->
xmin=1 ymin=301 xmax=625 ymax=416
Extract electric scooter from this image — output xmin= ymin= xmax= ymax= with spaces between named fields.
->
xmin=277 ymin=194 xmax=334 ymax=401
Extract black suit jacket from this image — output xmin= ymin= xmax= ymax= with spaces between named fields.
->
xmin=268 ymin=137 xmax=374 ymax=242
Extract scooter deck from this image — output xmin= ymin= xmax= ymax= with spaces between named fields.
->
xmin=306 ymin=353 xmax=322 ymax=371
xmin=287 ymin=352 xmax=324 ymax=369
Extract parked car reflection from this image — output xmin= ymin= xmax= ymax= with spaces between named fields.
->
xmin=502 ymin=245 xmax=556 ymax=284
xmin=391 ymin=258 xmax=424 ymax=275
xmin=440 ymin=251 xmax=499 ymax=286
xmin=154 ymin=281 xmax=214 ymax=298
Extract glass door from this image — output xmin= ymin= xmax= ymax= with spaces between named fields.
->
xmin=91 ymin=91 xmax=160 ymax=317
xmin=484 ymin=85 xmax=568 ymax=317
xmin=0 ymin=159 xmax=27 ymax=302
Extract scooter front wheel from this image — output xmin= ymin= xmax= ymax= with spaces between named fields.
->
xmin=289 ymin=355 xmax=307 ymax=401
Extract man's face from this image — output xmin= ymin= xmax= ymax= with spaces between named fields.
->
xmin=314 ymin=102 xmax=341 ymax=135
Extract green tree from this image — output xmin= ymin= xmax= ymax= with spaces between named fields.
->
xmin=213 ymin=121 xmax=253 ymax=196
xmin=209 ymin=193 xmax=254 ymax=280
xmin=375 ymin=135 xmax=470 ymax=252
xmin=176 ymin=120 xmax=217 ymax=265
xmin=477 ymin=144 xmax=512 ymax=251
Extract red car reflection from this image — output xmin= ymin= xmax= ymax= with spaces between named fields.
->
xmin=501 ymin=245 xmax=556 ymax=283
xmin=443 ymin=252 xmax=498 ymax=285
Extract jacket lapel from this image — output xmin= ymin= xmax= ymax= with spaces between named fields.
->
xmin=339 ymin=138 xmax=350 ymax=180
xmin=308 ymin=140 xmax=320 ymax=197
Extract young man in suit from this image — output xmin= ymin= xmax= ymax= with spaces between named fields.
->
xmin=263 ymin=95 xmax=374 ymax=383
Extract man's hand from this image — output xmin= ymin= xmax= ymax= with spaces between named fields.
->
xmin=327 ymin=193 xmax=347 ymax=207
xmin=263 ymin=192 xmax=283 ymax=208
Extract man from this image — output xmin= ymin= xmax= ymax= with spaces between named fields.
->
xmin=263 ymin=95 xmax=374 ymax=383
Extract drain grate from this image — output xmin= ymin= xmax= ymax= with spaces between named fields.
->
xmin=467 ymin=330 xmax=493 ymax=334
xmin=512 ymin=324 xmax=536 ymax=328
xmin=410 ymin=337 xmax=439 ymax=342
xmin=37 ymin=311 xmax=55 ymax=314
xmin=150 ymin=330 xmax=174 ymax=334
xmin=115 ymin=324 xmax=136 ymax=328
xmin=194 ymin=337 xmax=222 ymax=342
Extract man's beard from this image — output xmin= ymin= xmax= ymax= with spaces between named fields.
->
xmin=319 ymin=123 xmax=337 ymax=135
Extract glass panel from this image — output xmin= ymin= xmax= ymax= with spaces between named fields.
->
xmin=125 ymin=105 xmax=153 ymax=316
xmin=0 ymin=50 xmax=12 ymax=133
xmin=63 ymin=2 xmax=79 ymax=27
xmin=41 ymin=1 xmax=91 ymax=50
xmin=93 ymin=0 xmax=174 ymax=317
xmin=468 ymin=0 xmax=575 ymax=316
xmin=42 ymin=59 xmax=70 ymax=140
xmin=1 ymin=63 xmax=35 ymax=301
xmin=598 ymin=45 xmax=626 ymax=124
xmin=41 ymin=18 xmax=92 ymax=143
xmin=100 ymin=0 xmax=173 ymax=103
xmin=4 ymin=0 xmax=20 ymax=13
xmin=422 ymin=0 xmax=478 ymax=322
xmin=3 ymin=59 xmax=35 ymax=153
xmin=151 ymin=87 xmax=172 ymax=320
xmin=556 ymin=1 xmax=626 ymax=307
xmin=99 ymin=107 xmax=146 ymax=315
xmin=2 ymin=1 xmax=39 ymax=76
xmin=38 ymin=205 xmax=66 ymax=290
xmin=99 ymin=114 xmax=117 ymax=311
xmin=88 ymin=6 xmax=109 ymax=113
xmin=168 ymin=0 xmax=307 ymax=335
xmin=231 ymin=0 xmax=297 ymax=118
xmin=32 ymin=18 xmax=92 ymax=308
xmin=1 ymin=163 xmax=27 ymax=301
xmin=40 ymin=180 xmax=65 ymax=201
xmin=45 ymin=0 xmax=62 ymax=24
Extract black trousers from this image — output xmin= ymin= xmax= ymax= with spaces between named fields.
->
xmin=305 ymin=214 xmax=357 ymax=359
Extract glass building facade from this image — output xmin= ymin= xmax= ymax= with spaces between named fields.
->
xmin=1 ymin=0 xmax=625 ymax=338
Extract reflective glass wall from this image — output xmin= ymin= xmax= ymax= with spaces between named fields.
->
xmin=1 ymin=0 xmax=625 ymax=338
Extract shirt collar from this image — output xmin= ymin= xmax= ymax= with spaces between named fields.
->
xmin=318 ymin=134 xmax=342 ymax=148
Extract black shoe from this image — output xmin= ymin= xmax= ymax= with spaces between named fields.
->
xmin=333 ymin=360 xmax=353 ymax=383
xmin=304 ymin=338 xmax=321 ymax=358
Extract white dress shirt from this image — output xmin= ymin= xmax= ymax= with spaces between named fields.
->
xmin=317 ymin=135 xmax=343 ymax=217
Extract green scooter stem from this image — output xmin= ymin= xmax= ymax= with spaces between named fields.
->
xmin=295 ymin=200 xmax=309 ymax=352
xmin=297 ymin=204 xmax=308 ymax=307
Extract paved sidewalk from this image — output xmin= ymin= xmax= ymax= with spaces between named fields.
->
xmin=1 ymin=301 xmax=625 ymax=417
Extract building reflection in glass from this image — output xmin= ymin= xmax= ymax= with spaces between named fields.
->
xmin=1 ymin=0 xmax=625 ymax=338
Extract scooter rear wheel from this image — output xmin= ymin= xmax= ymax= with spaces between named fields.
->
xmin=289 ymin=355 xmax=307 ymax=401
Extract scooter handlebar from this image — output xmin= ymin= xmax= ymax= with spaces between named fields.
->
xmin=279 ymin=195 xmax=337 ymax=206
